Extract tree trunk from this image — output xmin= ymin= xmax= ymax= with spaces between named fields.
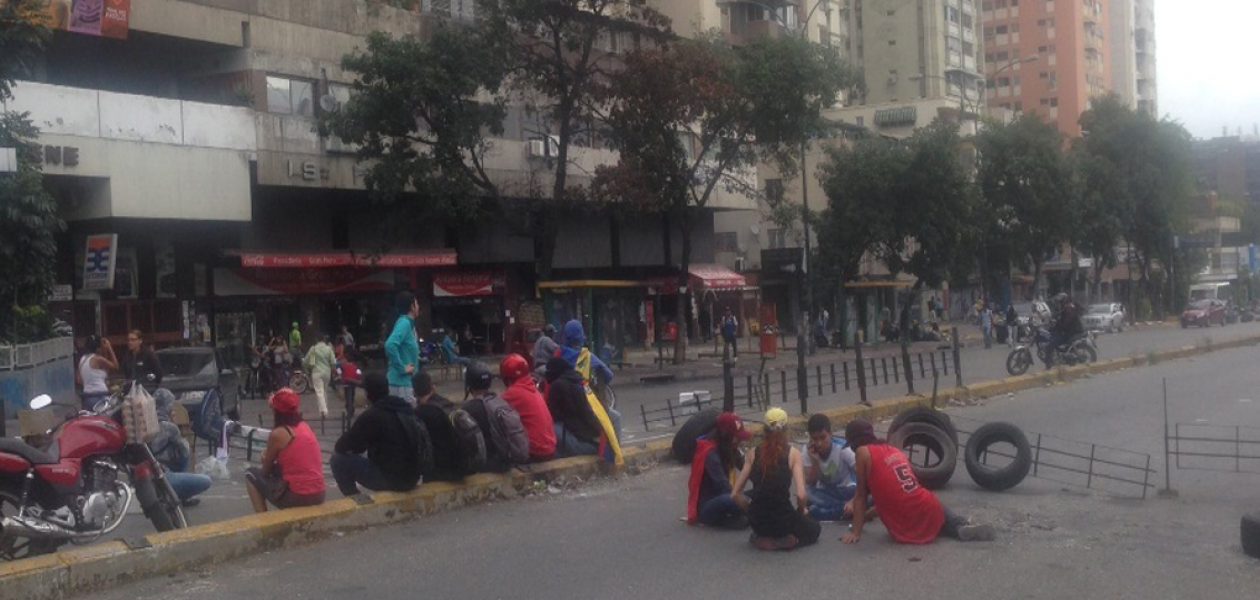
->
xmin=1032 ymin=257 xmax=1044 ymax=301
xmin=673 ymin=206 xmax=693 ymax=365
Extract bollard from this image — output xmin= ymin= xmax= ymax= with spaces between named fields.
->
xmin=640 ymin=404 xmax=649 ymax=431
xmin=951 ymin=327 xmax=963 ymax=387
xmin=781 ymin=370 xmax=788 ymax=408
xmin=843 ymin=361 xmax=850 ymax=390
xmin=722 ymin=344 xmax=735 ymax=412
xmin=829 ymin=363 xmax=837 ymax=393
xmin=854 ymin=336 xmax=869 ymax=405
xmin=0 ymin=400 xmax=5 ymax=438
xmin=901 ymin=340 xmax=915 ymax=396
xmin=746 ymin=375 xmax=754 ymax=408
xmin=816 ymin=365 xmax=823 ymax=396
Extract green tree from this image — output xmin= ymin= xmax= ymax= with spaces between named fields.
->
xmin=975 ymin=114 xmax=1075 ymax=299
xmin=595 ymin=35 xmax=857 ymax=362
xmin=1070 ymin=148 xmax=1127 ymax=302
xmin=1077 ymin=96 xmax=1195 ymax=314
xmin=1 ymin=0 xmax=60 ymax=339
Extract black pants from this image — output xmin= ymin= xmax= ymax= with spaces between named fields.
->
xmin=938 ymin=506 xmax=970 ymax=539
xmin=751 ymin=510 xmax=821 ymax=547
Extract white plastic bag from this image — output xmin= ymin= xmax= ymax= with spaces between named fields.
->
xmin=122 ymin=384 xmax=160 ymax=444
xmin=196 ymin=421 xmax=233 ymax=481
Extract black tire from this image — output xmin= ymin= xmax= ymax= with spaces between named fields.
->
xmin=136 ymin=478 xmax=187 ymax=532
xmin=0 ymin=487 xmax=60 ymax=560
xmin=1072 ymin=341 xmax=1097 ymax=365
xmin=671 ymin=408 xmax=721 ymax=464
xmin=889 ymin=406 xmax=960 ymax=449
xmin=1006 ymin=347 xmax=1033 ymax=376
xmin=964 ymin=421 xmax=1033 ymax=491
xmin=1243 ymin=512 xmax=1260 ymax=559
xmin=888 ymin=422 xmax=958 ymax=490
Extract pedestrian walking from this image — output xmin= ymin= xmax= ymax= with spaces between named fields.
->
xmin=386 ymin=291 xmax=421 ymax=404
xmin=304 ymin=335 xmax=336 ymax=417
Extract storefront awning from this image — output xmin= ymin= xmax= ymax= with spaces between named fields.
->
xmin=235 ymin=250 xmax=457 ymax=268
xmin=538 ymin=279 xmax=642 ymax=290
xmin=844 ymin=280 xmax=914 ymax=289
xmin=689 ymin=264 xmax=747 ymax=291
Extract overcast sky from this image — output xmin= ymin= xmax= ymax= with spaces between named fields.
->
xmin=1157 ymin=0 xmax=1260 ymax=140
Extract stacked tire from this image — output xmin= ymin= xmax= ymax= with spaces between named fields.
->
xmin=887 ymin=407 xmax=959 ymax=490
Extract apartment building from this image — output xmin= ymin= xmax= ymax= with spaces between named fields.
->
xmin=6 ymin=0 xmax=756 ymax=359
xmin=1132 ymin=0 xmax=1156 ymax=117
xmin=1107 ymin=0 xmax=1156 ymax=118
xmin=981 ymin=0 xmax=1114 ymax=137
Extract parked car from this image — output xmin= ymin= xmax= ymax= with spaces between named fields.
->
xmin=155 ymin=346 xmax=240 ymax=422
xmin=1180 ymin=299 xmax=1227 ymax=328
xmin=1083 ymin=303 xmax=1126 ymax=333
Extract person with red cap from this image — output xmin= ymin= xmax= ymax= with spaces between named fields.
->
xmin=244 ymin=388 xmax=326 ymax=513
xmin=841 ymin=417 xmax=994 ymax=545
xmin=499 ymin=354 xmax=556 ymax=462
xmin=686 ymin=412 xmax=750 ymax=529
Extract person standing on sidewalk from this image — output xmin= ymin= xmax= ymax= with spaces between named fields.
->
xmin=122 ymin=329 xmax=162 ymax=390
xmin=304 ymin=335 xmax=336 ymax=418
xmin=841 ymin=418 xmax=994 ymax=545
xmin=386 ymin=291 xmax=421 ymax=405
xmin=77 ymin=335 xmax=118 ymax=411
xmin=980 ymin=303 xmax=993 ymax=349
xmin=720 ymin=308 xmax=739 ymax=358
xmin=289 ymin=322 xmax=303 ymax=355
xmin=731 ymin=408 xmax=820 ymax=551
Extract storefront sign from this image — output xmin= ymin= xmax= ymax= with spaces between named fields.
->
xmin=82 ymin=234 xmax=118 ymax=291
xmin=287 ymin=159 xmax=329 ymax=181
xmin=238 ymin=251 xmax=458 ymax=268
xmin=24 ymin=0 xmax=130 ymax=40
xmin=213 ymin=268 xmax=396 ymax=297
xmin=48 ymin=284 xmax=72 ymax=302
xmin=30 ymin=144 xmax=80 ymax=168
xmin=433 ymin=273 xmax=498 ymax=298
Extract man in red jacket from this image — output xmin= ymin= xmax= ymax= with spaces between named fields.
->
xmin=500 ymin=354 xmax=557 ymax=461
xmin=841 ymin=418 xmax=994 ymax=545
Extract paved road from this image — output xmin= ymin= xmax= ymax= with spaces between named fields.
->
xmin=94 ymin=340 xmax=1260 ymax=600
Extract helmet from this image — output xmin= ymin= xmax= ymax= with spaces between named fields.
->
xmin=464 ymin=362 xmax=493 ymax=391
xmin=500 ymin=354 xmax=531 ymax=384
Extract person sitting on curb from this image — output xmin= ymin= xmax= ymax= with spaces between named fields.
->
xmin=841 ymin=418 xmax=995 ymax=545
xmin=500 ymin=354 xmax=556 ymax=462
xmin=245 ymin=389 xmax=326 ymax=513
xmin=558 ymin=320 xmax=613 ymax=384
xmin=686 ymin=412 xmax=750 ymax=529
xmin=331 ymin=372 xmax=424 ymax=496
xmin=732 ymin=408 xmax=820 ymax=551
xmin=803 ymin=414 xmax=857 ymax=522
xmin=544 ymin=357 xmax=622 ymax=459
xmin=149 ymin=388 xmax=211 ymax=507
xmin=463 ymin=363 xmax=530 ymax=473
xmin=412 ymin=371 xmax=467 ymax=482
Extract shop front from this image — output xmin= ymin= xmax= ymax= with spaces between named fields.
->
xmin=430 ymin=271 xmax=510 ymax=357
xmin=538 ymin=280 xmax=650 ymax=364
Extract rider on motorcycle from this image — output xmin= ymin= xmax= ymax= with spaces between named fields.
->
xmin=1047 ymin=293 xmax=1084 ymax=366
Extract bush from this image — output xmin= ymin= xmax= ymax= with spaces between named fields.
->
xmin=2 ymin=305 xmax=62 ymax=344
xmin=1135 ymin=297 xmax=1154 ymax=322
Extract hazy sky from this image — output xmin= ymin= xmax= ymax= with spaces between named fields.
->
xmin=1157 ymin=0 xmax=1260 ymax=140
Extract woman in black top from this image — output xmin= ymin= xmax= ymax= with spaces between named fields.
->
xmin=732 ymin=408 xmax=820 ymax=551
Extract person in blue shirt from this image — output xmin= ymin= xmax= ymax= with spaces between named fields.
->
xmin=385 ymin=291 xmax=420 ymax=405
xmin=559 ymin=320 xmax=613 ymax=385
xmin=440 ymin=329 xmax=472 ymax=368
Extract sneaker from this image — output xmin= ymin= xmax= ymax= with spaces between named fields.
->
xmin=181 ymin=498 xmax=201 ymax=508
xmin=956 ymin=524 xmax=996 ymax=542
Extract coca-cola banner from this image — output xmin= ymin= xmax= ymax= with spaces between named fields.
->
xmin=433 ymin=272 xmax=501 ymax=297
xmin=213 ymin=268 xmax=395 ymax=297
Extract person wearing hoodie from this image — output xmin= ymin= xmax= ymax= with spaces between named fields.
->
xmin=500 ymin=353 xmax=556 ymax=461
xmin=331 ymin=371 xmax=424 ymax=496
xmin=148 ymin=388 xmax=212 ymax=506
xmin=543 ymin=357 xmax=622 ymax=460
xmin=558 ymin=320 xmax=614 ymax=385
xmin=687 ymin=412 xmax=750 ymax=529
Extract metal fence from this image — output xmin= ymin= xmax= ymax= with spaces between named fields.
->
xmin=1165 ymin=422 xmax=1260 ymax=475
xmin=0 ymin=337 xmax=74 ymax=371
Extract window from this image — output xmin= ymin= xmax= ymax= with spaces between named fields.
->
xmin=856 ymin=116 xmax=865 ymax=127
xmin=996 ymin=24 xmax=1008 ymax=34
xmin=715 ymin=232 xmax=739 ymax=253
xmin=764 ymin=179 xmax=785 ymax=206
xmin=266 ymin=75 xmax=314 ymax=116
xmin=767 ymin=229 xmax=787 ymax=250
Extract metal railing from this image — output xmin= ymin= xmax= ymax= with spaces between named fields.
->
xmin=0 ymin=337 xmax=74 ymax=371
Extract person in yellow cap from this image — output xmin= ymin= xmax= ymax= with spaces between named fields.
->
xmin=731 ymin=407 xmax=820 ymax=551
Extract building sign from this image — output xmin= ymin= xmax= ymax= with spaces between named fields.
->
xmin=287 ymin=159 xmax=329 ymax=181
xmin=82 ymin=233 xmax=118 ymax=291
xmin=238 ymin=251 xmax=458 ymax=268
xmin=21 ymin=0 xmax=131 ymax=40
xmin=30 ymin=144 xmax=80 ymax=168
xmin=48 ymin=284 xmax=72 ymax=302
xmin=433 ymin=273 xmax=499 ymax=297
xmin=214 ymin=268 xmax=396 ymax=297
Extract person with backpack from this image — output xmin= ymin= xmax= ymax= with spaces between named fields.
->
xmin=461 ymin=363 xmax=530 ymax=472
xmin=543 ymin=357 xmax=621 ymax=462
xmin=330 ymin=372 xmax=426 ymax=496
xmin=412 ymin=371 xmax=474 ymax=481
xmin=499 ymin=354 xmax=556 ymax=462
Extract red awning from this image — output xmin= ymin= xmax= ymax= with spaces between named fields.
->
xmin=434 ymin=272 xmax=498 ymax=297
xmin=237 ymin=250 xmax=457 ymax=268
xmin=688 ymin=264 xmax=747 ymax=291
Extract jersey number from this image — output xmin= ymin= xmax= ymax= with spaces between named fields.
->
xmin=893 ymin=463 xmax=919 ymax=493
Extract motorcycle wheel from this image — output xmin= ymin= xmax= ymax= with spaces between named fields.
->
xmin=136 ymin=478 xmax=187 ymax=533
xmin=0 ymin=487 xmax=60 ymax=560
xmin=289 ymin=371 xmax=310 ymax=395
xmin=1073 ymin=342 xmax=1097 ymax=365
xmin=1005 ymin=347 xmax=1033 ymax=376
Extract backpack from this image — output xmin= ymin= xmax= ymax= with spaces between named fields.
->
xmin=450 ymin=408 xmax=487 ymax=475
xmin=479 ymin=394 xmax=531 ymax=465
xmin=396 ymin=412 xmax=435 ymax=480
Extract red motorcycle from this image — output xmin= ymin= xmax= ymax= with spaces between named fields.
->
xmin=0 ymin=387 xmax=187 ymax=560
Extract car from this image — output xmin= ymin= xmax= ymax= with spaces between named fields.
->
xmin=1083 ymin=303 xmax=1126 ymax=333
xmin=1180 ymin=299 xmax=1226 ymax=328
xmin=155 ymin=346 xmax=240 ymax=424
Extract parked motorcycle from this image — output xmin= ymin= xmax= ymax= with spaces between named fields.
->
xmin=0 ymin=388 xmax=186 ymax=560
xmin=1005 ymin=327 xmax=1098 ymax=376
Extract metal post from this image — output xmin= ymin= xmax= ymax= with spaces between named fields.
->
xmin=781 ymin=370 xmax=789 ymax=410
xmin=1033 ymin=433 xmax=1042 ymax=477
xmin=746 ymin=375 xmax=754 ymax=408
xmin=1236 ymin=425 xmax=1242 ymax=473
xmin=918 ymin=353 xmax=925 ymax=378
xmin=843 ymin=361 xmax=850 ymax=390
xmin=667 ymin=401 xmax=676 ymax=426
xmin=951 ymin=327 xmax=963 ymax=387
xmin=870 ymin=358 xmax=878 ymax=385
xmin=855 ymin=336 xmax=869 ymax=405
xmin=1142 ymin=454 xmax=1151 ymax=500
xmin=722 ymin=343 xmax=735 ymax=412
xmin=1086 ymin=444 xmax=1096 ymax=488
xmin=882 ymin=357 xmax=890 ymax=384
xmin=816 ymin=365 xmax=823 ymax=396
xmin=829 ymin=363 xmax=836 ymax=393
xmin=901 ymin=341 xmax=915 ymax=395
xmin=640 ymin=404 xmax=649 ymax=431
xmin=0 ymin=400 xmax=5 ymax=438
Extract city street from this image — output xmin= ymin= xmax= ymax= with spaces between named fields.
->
xmin=94 ymin=340 xmax=1260 ymax=600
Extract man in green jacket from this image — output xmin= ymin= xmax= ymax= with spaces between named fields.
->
xmin=386 ymin=291 xmax=421 ymax=405
xmin=303 ymin=335 xmax=337 ymax=417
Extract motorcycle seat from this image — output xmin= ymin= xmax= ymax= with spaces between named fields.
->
xmin=0 ymin=437 xmax=59 ymax=465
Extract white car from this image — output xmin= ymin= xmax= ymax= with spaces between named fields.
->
xmin=1083 ymin=303 xmax=1126 ymax=333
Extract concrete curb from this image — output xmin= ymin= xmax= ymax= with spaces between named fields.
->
xmin=5 ymin=331 xmax=1259 ymax=600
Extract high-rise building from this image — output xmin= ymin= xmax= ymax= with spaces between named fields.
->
xmin=1107 ymin=0 xmax=1156 ymax=117
xmin=1133 ymin=0 xmax=1157 ymax=117
xmin=854 ymin=0 xmax=986 ymax=109
xmin=981 ymin=0 xmax=1114 ymax=137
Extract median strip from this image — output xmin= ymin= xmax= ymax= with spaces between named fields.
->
xmin=5 ymin=331 xmax=1259 ymax=600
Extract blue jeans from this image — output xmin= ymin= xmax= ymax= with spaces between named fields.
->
xmin=330 ymin=453 xmax=391 ymax=496
xmin=554 ymin=409 xmax=623 ymax=458
xmin=807 ymin=485 xmax=857 ymax=521
xmin=166 ymin=472 xmax=212 ymax=502
xmin=698 ymin=494 xmax=745 ymax=528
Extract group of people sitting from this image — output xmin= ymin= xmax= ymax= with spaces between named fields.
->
xmin=242 ymin=320 xmax=623 ymax=512
xmin=686 ymin=410 xmax=995 ymax=550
